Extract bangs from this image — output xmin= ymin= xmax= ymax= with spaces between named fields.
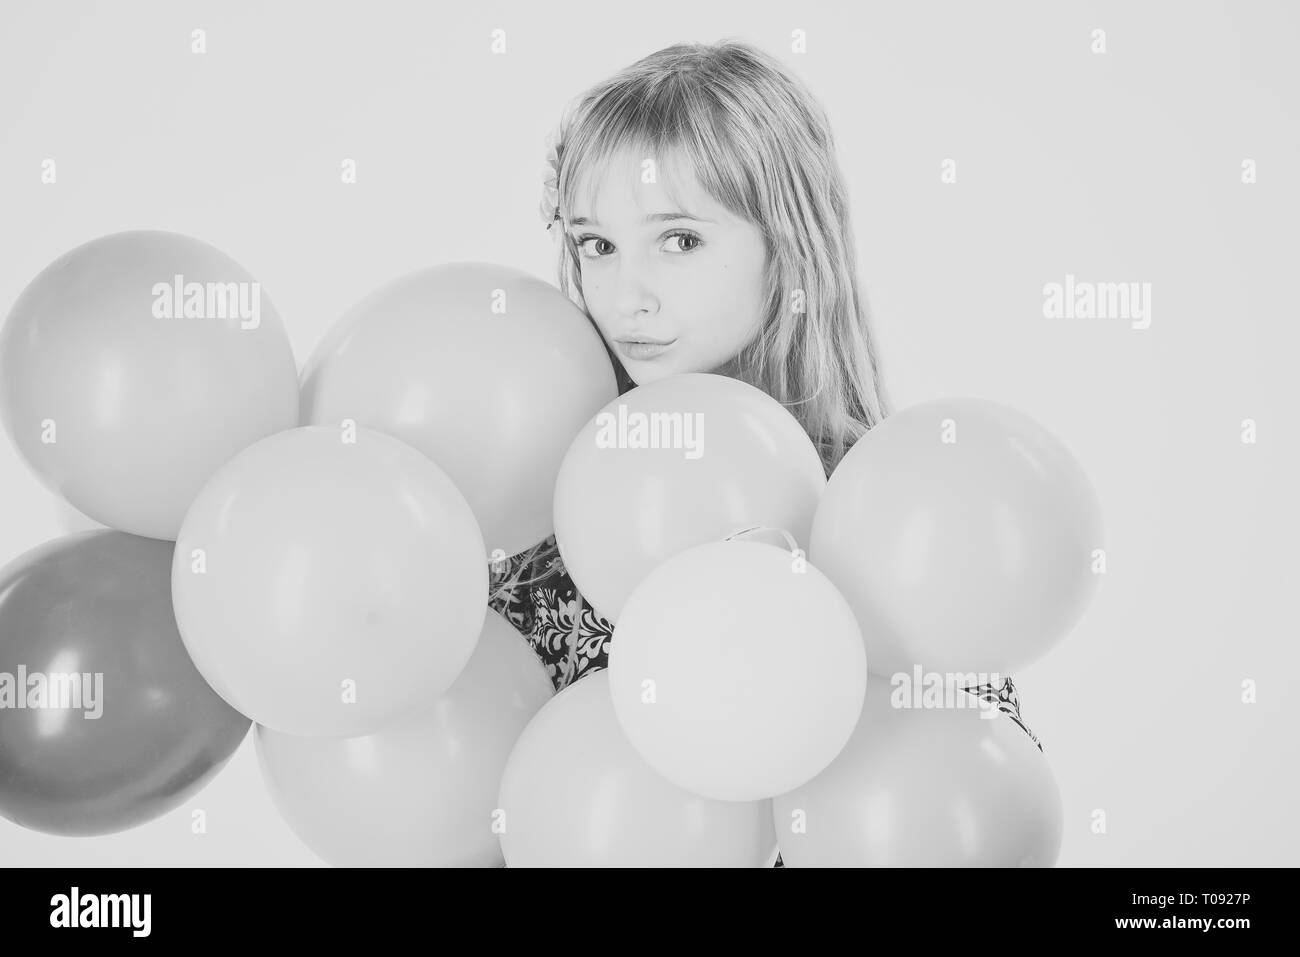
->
xmin=560 ymin=82 xmax=757 ymax=229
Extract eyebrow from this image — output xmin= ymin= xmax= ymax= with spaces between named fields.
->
xmin=568 ymin=212 xmax=714 ymax=227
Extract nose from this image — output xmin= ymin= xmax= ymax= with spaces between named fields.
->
xmin=612 ymin=257 xmax=660 ymax=321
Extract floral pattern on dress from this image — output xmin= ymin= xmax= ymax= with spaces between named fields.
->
xmin=488 ymin=541 xmax=613 ymax=692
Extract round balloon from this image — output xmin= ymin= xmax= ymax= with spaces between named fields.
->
xmin=0 ymin=230 xmax=299 ymax=541
xmin=553 ymin=372 xmax=827 ymax=622
xmin=810 ymin=396 xmax=1104 ymax=678
xmin=171 ymin=425 xmax=487 ymax=737
xmin=772 ymin=674 xmax=1063 ymax=866
xmin=608 ymin=539 xmax=866 ymax=802
xmin=0 ymin=531 xmax=250 ymax=836
xmin=300 ymin=261 xmax=618 ymax=560
xmin=498 ymin=669 xmax=776 ymax=867
xmin=256 ymin=610 xmax=552 ymax=867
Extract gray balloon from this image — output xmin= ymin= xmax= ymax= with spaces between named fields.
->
xmin=0 ymin=529 xmax=250 ymax=836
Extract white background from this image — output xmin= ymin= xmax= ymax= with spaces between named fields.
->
xmin=1 ymin=0 xmax=1296 ymax=866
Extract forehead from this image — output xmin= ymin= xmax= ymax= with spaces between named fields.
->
xmin=571 ymin=147 xmax=722 ymax=224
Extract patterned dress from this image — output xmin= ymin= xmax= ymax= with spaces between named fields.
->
xmin=488 ymin=540 xmax=612 ymax=691
xmin=487 ymin=537 xmax=1045 ymax=868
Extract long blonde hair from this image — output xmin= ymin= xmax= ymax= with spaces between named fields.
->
xmin=494 ymin=38 xmax=894 ymax=599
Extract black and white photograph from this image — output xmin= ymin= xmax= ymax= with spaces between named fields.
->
xmin=0 ymin=0 xmax=1294 ymax=927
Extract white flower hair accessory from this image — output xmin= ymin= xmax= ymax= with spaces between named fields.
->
xmin=539 ymin=126 xmax=561 ymax=230
xmin=540 ymin=98 xmax=580 ymax=231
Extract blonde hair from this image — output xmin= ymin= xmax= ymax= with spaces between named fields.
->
xmin=495 ymin=38 xmax=895 ymax=597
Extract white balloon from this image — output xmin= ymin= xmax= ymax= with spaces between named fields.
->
xmin=0 ymin=230 xmax=298 ymax=541
xmin=172 ymin=426 xmax=487 ymax=737
xmin=257 ymin=611 xmax=552 ymax=867
xmin=608 ymin=539 xmax=867 ymax=802
xmin=553 ymin=373 xmax=827 ymax=622
xmin=773 ymin=675 xmax=1063 ymax=866
xmin=300 ymin=261 xmax=617 ymax=559
xmin=498 ymin=670 xmax=776 ymax=867
xmin=811 ymin=396 xmax=1104 ymax=677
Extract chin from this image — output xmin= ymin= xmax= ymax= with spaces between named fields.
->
xmin=621 ymin=360 xmax=677 ymax=386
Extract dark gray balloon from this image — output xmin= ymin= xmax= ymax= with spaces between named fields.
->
xmin=0 ymin=529 xmax=250 ymax=836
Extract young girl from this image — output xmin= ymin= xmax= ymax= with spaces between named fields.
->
xmin=488 ymin=39 xmax=1041 ymax=864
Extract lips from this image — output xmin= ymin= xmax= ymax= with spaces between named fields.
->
xmin=615 ymin=338 xmax=677 ymax=360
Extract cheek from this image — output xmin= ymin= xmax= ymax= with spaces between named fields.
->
xmin=700 ymin=262 xmax=765 ymax=341
xmin=580 ymin=277 xmax=615 ymax=333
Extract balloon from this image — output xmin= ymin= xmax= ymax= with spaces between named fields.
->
xmin=810 ymin=396 xmax=1104 ymax=678
xmin=171 ymin=425 xmax=487 ymax=738
xmin=608 ymin=539 xmax=866 ymax=802
xmin=0 ymin=531 xmax=250 ymax=836
xmin=553 ymin=373 xmax=826 ymax=622
xmin=772 ymin=675 xmax=1063 ymax=866
xmin=256 ymin=610 xmax=552 ymax=867
xmin=498 ymin=669 xmax=776 ymax=867
xmin=300 ymin=261 xmax=617 ymax=560
xmin=0 ymin=230 xmax=299 ymax=541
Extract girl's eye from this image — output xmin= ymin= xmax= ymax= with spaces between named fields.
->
xmin=572 ymin=230 xmax=703 ymax=259
xmin=663 ymin=230 xmax=702 ymax=253
xmin=574 ymin=235 xmax=615 ymax=258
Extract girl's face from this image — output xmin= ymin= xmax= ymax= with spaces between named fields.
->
xmin=567 ymin=149 xmax=769 ymax=385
